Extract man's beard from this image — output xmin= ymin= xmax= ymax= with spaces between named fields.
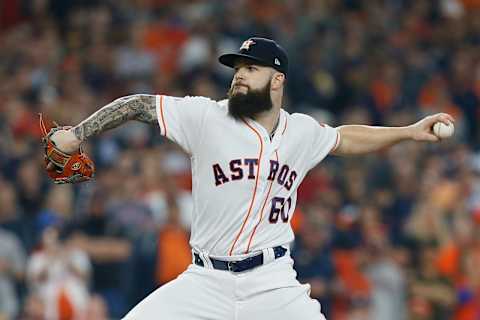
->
xmin=227 ymin=81 xmax=273 ymax=120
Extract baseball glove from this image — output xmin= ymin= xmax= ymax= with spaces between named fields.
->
xmin=39 ymin=114 xmax=95 ymax=184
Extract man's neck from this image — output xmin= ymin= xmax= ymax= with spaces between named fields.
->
xmin=253 ymin=107 xmax=281 ymax=136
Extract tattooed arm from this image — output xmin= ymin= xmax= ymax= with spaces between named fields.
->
xmin=73 ymin=94 xmax=157 ymax=141
xmin=51 ymin=94 xmax=158 ymax=153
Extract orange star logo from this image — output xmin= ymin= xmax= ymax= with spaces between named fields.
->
xmin=240 ymin=39 xmax=256 ymax=50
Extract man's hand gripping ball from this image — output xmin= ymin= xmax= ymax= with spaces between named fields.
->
xmin=39 ymin=114 xmax=94 ymax=184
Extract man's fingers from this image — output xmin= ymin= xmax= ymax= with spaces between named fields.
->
xmin=46 ymin=162 xmax=55 ymax=170
xmin=420 ymin=132 xmax=439 ymax=142
xmin=433 ymin=113 xmax=455 ymax=125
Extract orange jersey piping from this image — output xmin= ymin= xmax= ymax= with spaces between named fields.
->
xmin=244 ymin=151 xmax=278 ymax=253
xmin=228 ymin=120 xmax=263 ymax=256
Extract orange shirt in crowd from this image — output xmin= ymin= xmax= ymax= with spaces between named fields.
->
xmin=461 ymin=0 xmax=480 ymax=9
xmin=370 ymin=80 xmax=397 ymax=113
xmin=333 ymin=250 xmax=371 ymax=295
xmin=58 ymin=288 xmax=75 ymax=320
xmin=143 ymin=23 xmax=188 ymax=76
xmin=436 ymin=242 xmax=461 ymax=280
xmin=156 ymin=224 xmax=191 ymax=285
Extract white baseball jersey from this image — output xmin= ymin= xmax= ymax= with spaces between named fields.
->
xmin=155 ymin=95 xmax=339 ymax=257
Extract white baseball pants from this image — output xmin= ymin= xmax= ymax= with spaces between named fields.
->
xmin=122 ymin=254 xmax=326 ymax=320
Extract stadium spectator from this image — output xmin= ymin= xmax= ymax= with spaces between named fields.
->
xmin=64 ymin=191 xmax=132 ymax=318
xmin=27 ymin=226 xmax=91 ymax=320
xmin=0 ymin=228 xmax=26 ymax=319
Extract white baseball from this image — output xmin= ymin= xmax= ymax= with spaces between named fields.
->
xmin=433 ymin=121 xmax=454 ymax=139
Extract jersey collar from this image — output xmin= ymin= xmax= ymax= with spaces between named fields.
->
xmin=245 ymin=109 xmax=287 ymax=150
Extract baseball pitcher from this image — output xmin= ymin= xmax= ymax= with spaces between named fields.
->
xmin=42 ymin=37 xmax=454 ymax=319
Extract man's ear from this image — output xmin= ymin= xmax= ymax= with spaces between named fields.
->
xmin=271 ymin=72 xmax=285 ymax=90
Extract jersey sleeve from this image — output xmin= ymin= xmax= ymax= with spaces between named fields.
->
xmin=156 ymin=95 xmax=213 ymax=155
xmin=306 ymin=116 xmax=340 ymax=170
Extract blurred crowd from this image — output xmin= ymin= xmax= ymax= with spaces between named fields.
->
xmin=0 ymin=0 xmax=479 ymax=319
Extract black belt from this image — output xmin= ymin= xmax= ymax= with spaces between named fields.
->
xmin=193 ymin=246 xmax=287 ymax=273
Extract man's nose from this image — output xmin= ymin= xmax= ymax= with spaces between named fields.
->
xmin=234 ymin=69 xmax=246 ymax=81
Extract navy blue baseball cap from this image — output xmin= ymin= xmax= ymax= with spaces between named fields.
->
xmin=219 ymin=37 xmax=288 ymax=76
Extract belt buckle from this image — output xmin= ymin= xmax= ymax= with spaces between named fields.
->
xmin=227 ymin=261 xmax=237 ymax=272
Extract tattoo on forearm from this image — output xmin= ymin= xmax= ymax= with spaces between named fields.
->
xmin=73 ymin=94 xmax=157 ymax=141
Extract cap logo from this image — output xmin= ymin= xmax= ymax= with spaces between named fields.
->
xmin=274 ymin=58 xmax=281 ymax=66
xmin=240 ymin=39 xmax=256 ymax=51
